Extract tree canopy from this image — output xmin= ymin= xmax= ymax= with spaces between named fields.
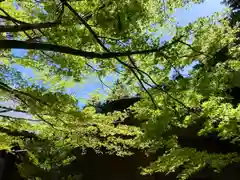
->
xmin=0 ymin=0 xmax=240 ymax=179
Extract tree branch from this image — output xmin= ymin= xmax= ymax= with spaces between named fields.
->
xmin=0 ymin=109 xmax=11 ymax=113
xmin=0 ymin=8 xmax=29 ymax=24
xmin=0 ymin=126 xmax=41 ymax=139
xmin=0 ymin=7 xmax=40 ymax=39
xmin=0 ymin=40 xmax=176 ymax=59
xmin=0 ymin=82 xmax=57 ymax=127
xmin=86 ymin=63 xmax=113 ymax=91
xmin=0 ymin=114 xmax=41 ymax=122
xmin=62 ymin=0 xmax=166 ymax=109
xmin=127 ymin=56 xmax=158 ymax=109
xmin=178 ymin=40 xmax=212 ymax=58
xmin=0 ymin=105 xmax=30 ymax=114
xmin=0 ymin=82 xmax=48 ymax=106
xmin=0 ymin=15 xmax=28 ymax=24
xmin=0 ymin=22 xmax=59 ymax=32
xmin=0 ymin=82 xmax=84 ymax=128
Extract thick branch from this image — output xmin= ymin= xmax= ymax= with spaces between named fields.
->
xmin=0 ymin=22 xmax=59 ymax=32
xmin=62 ymin=0 xmax=165 ymax=109
xmin=0 ymin=40 xmax=172 ymax=59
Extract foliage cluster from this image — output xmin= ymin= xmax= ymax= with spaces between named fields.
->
xmin=0 ymin=0 xmax=239 ymax=179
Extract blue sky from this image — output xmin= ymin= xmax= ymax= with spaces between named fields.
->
xmin=174 ymin=0 xmax=225 ymax=26
xmin=11 ymin=0 xmax=225 ymax=107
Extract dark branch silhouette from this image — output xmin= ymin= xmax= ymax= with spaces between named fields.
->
xmin=0 ymin=15 xmax=27 ymax=24
xmin=0 ymin=40 xmax=179 ymax=59
xmin=0 ymin=114 xmax=41 ymax=122
xmin=0 ymin=105 xmax=29 ymax=114
xmin=62 ymin=0 xmax=174 ymax=109
xmin=0 ymin=22 xmax=59 ymax=32
xmin=0 ymin=7 xmax=30 ymax=25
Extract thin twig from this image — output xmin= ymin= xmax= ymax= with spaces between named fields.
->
xmin=0 ymin=22 xmax=60 ymax=32
xmin=0 ymin=114 xmax=41 ymax=122
xmin=0 ymin=105 xmax=28 ymax=113
xmin=63 ymin=0 xmax=191 ymax=111
xmin=0 ymin=82 xmax=68 ymax=127
xmin=0 ymin=109 xmax=11 ymax=113
xmin=0 ymin=7 xmax=38 ymax=40
xmin=0 ymin=82 xmax=48 ymax=106
xmin=0 ymin=8 xmax=28 ymax=24
xmin=125 ymin=53 xmax=191 ymax=110
xmin=127 ymin=56 xmax=158 ymax=109
xmin=12 ymin=92 xmax=56 ymax=127
xmin=0 ymin=15 xmax=28 ymax=24
xmin=86 ymin=63 xmax=113 ymax=91
xmin=63 ymin=1 xmax=159 ymax=109
xmin=0 ymin=81 xmax=85 ymax=122
xmin=178 ymin=40 xmax=213 ymax=58
xmin=160 ymin=52 xmax=183 ymax=79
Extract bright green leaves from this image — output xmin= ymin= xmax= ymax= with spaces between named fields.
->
xmin=142 ymin=148 xmax=240 ymax=180
xmin=90 ymin=0 xmax=161 ymax=36
xmin=142 ymin=108 xmax=173 ymax=139
xmin=199 ymin=98 xmax=240 ymax=140
xmin=0 ymin=132 xmax=15 ymax=150
xmin=0 ymin=0 xmax=239 ymax=179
